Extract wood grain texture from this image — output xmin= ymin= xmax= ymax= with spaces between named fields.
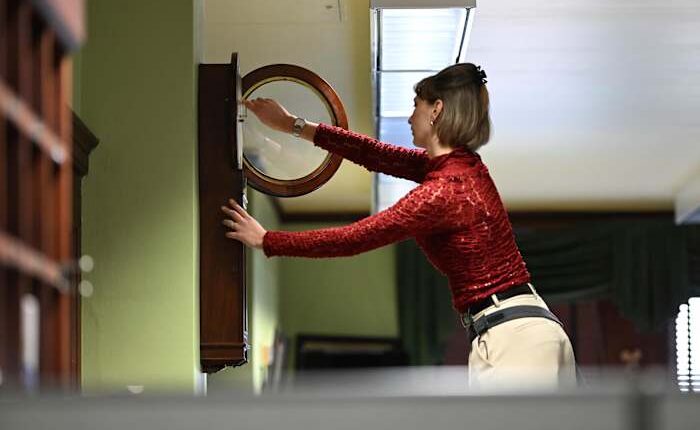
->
xmin=198 ymin=60 xmax=248 ymax=373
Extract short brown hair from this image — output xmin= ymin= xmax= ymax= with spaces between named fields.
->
xmin=414 ymin=63 xmax=491 ymax=151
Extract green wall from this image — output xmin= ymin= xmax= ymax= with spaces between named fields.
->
xmin=74 ymin=0 xmax=397 ymax=394
xmin=76 ymin=0 xmax=202 ymax=393
xmin=279 ymin=223 xmax=399 ymax=367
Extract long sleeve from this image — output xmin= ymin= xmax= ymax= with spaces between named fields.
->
xmin=263 ymin=179 xmax=463 ymax=258
xmin=261 ymin=148 xmax=532 ymax=312
xmin=313 ymin=123 xmax=429 ymax=183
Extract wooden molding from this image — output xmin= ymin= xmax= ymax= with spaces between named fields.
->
xmin=267 ymin=196 xmax=370 ymax=223
xmin=71 ymin=111 xmax=99 ymax=177
xmin=70 ymin=111 xmax=98 ymax=390
xmin=508 ymin=210 xmax=675 ymax=229
xmin=279 ymin=210 xmax=370 ymax=224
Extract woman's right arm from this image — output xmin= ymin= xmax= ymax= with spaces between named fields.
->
xmin=311 ymin=123 xmax=428 ymax=183
xmin=245 ymin=98 xmax=429 ymax=183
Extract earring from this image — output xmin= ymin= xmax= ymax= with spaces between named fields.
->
xmin=429 ymin=119 xmax=434 ymax=126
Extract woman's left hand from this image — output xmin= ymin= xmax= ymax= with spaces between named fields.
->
xmin=221 ymin=199 xmax=267 ymax=249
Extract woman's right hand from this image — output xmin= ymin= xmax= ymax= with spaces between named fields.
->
xmin=244 ymin=98 xmax=295 ymax=134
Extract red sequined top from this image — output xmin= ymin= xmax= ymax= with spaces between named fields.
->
xmin=263 ymin=123 xmax=531 ymax=313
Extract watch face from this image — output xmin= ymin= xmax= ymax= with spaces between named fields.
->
xmin=294 ymin=117 xmax=305 ymax=128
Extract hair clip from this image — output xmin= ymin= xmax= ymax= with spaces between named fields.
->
xmin=475 ymin=65 xmax=488 ymax=85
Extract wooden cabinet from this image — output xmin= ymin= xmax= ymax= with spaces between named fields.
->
xmin=197 ymin=53 xmax=347 ymax=373
xmin=0 ymin=0 xmax=84 ymax=391
xmin=198 ymin=57 xmax=248 ymax=372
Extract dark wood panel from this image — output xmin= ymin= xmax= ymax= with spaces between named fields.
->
xmin=200 ymin=343 xmax=248 ymax=363
xmin=71 ymin=113 xmax=98 ymax=176
xmin=0 ymin=0 xmax=7 ymax=79
xmin=0 ymin=232 xmax=66 ymax=289
xmin=1 ymin=0 xmax=81 ymax=392
xmin=6 ymin=0 xmax=20 ymax=91
xmin=0 ymin=270 xmax=22 ymax=389
xmin=54 ymin=41 xmax=72 ymax=388
xmin=33 ymin=25 xmax=52 ymax=253
xmin=0 ymin=81 xmax=69 ymax=165
xmin=0 ymin=2 xmax=5 ymax=378
xmin=198 ymin=64 xmax=248 ymax=373
xmin=13 ymin=11 xmax=37 ymax=392
xmin=70 ymin=167 xmax=80 ymax=388
xmin=39 ymin=280 xmax=57 ymax=386
xmin=1 ymin=122 xmax=6 ymax=234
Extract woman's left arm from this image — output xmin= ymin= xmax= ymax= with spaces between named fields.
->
xmin=222 ymin=180 xmax=463 ymax=258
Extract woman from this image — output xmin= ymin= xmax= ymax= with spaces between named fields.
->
xmin=221 ymin=63 xmax=577 ymax=390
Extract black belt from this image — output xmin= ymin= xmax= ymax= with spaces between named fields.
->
xmin=465 ymin=283 xmax=533 ymax=317
xmin=460 ymin=295 xmax=582 ymax=385
xmin=466 ymin=305 xmax=563 ymax=338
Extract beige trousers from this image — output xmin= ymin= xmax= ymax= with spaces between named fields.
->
xmin=467 ymin=289 xmax=578 ymax=391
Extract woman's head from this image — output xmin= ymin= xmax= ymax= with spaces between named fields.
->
xmin=409 ymin=63 xmax=491 ymax=152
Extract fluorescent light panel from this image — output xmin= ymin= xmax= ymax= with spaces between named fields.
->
xmin=379 ymin=72 xmax=433 ymax=117
xmin=372 ymin=4 xmax=475 ymax=212
xmin=380 ymin=9 xmax=467 ymax=71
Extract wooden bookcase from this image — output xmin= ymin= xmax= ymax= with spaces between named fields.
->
xmin=0 ymin=0 xmax=84 ymax=391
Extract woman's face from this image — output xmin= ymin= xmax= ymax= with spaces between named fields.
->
xmin=408 ymin=96 xmax=436 ymax=148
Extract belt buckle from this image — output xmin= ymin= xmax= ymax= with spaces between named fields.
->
xmin=460 ymin=311 xmax=473 ymax=329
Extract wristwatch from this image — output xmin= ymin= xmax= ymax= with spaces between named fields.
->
xmin=292 ymin=117 xmax=306 ymax=138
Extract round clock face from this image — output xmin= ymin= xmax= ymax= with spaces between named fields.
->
xmin=240 ymin=64 xmax=347 ymax=197
xmin=242 ymin=79 xmax=332 ymax=181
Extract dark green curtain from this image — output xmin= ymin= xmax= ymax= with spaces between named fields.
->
xmin=396 ymin=239 xmax=453 ymax=365
xmin=397 ymin=216 xmax=700 ymax=365
xmin=609 ymin=220 xmax=694 ymax=331
xmin=514 ymin=222 xmax=613 ymax=301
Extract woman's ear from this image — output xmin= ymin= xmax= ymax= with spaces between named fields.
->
xmin=433 ymin=99 xmax=444 ymax=120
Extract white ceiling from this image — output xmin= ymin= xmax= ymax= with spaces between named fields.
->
xmin=204 ymin=0 xmax=700 ymax=214
xmin=470 ymin=0 xmax=700 ymax=211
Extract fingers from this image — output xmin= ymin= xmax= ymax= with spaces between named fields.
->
xmin=222 ymin=216 xmax=242 ymax=242
xmin=228 ymin=198 xmax=250 ymax=218
xmin=243 ymin=99 xmax=259 ymax=115
xmin=221 ymin=199 xmax=256 ymax=246
xmin=222 ymin=199 xmax=247 ymax=238
xmin=221 ymin=199 xmax=249 ymax=219
xmin=244 ymin=98 xmax=286 ymax=113
xmin=221 ymin=206 xmax=244 ymax=223
xmin=244 ymin=97 xmax=273 ymax=109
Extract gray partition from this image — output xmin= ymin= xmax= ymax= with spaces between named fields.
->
xmin=1 ymin=368 xmax=698 ymax=430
